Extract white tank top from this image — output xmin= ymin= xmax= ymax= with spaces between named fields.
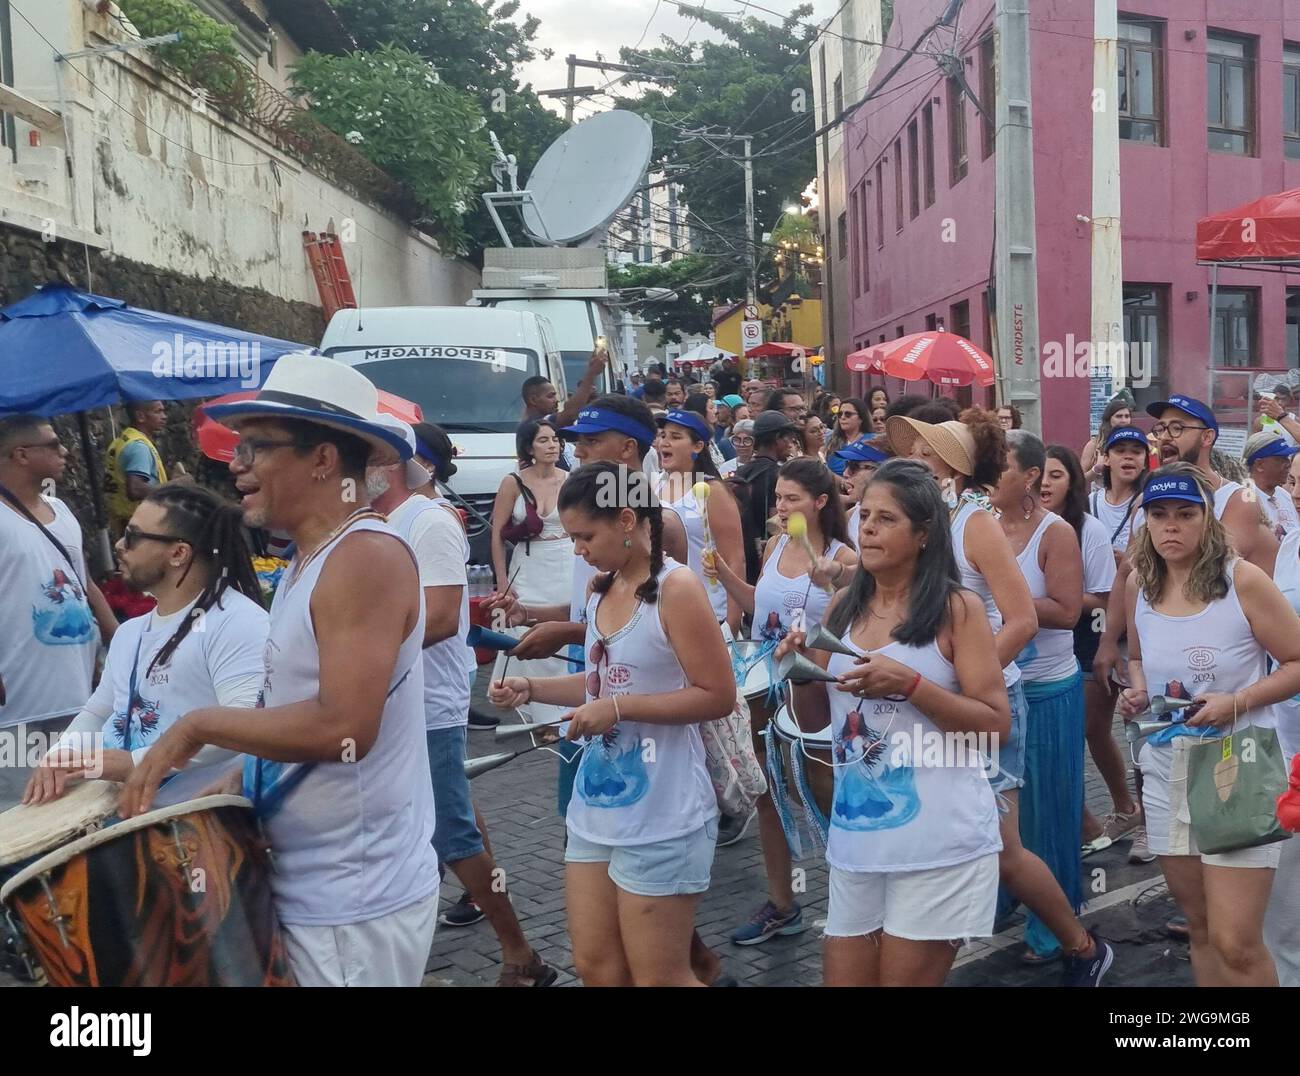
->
xmin=1134 ymin=560 xmax=1276 ymax=748
xmin=1089 ymin=488 xmax=1145 ymax=552
xmin=1214 ymin=480 xmax=1243 ymax=520
xmin=389 ymin=495 xmax=473 ymax=730
xmin=846 ymin=504 xmax=862 ymax=550
xmin=660 ymin=480 xmax=729 ymax=622
xmin=256 ymin=517 xmax=439 ymax=926
xmin=950 ymin=499 xmax=1021 ymax=688
xmin=566 ymin=559 xmax=718 ymax=845
xmin=1014 ymin=512 xmax=1081 ymax=682
xmin=1271 ymin=529 xmax=1300 ymax=759
xmin=824 ymin=629 xmax=1001 ymax=872
xmin=752 ymin=533 xmax=846 ymax=640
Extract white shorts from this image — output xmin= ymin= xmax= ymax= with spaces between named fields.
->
xmin=281 ymin=887 xmax=439 ymax=986
xmin=1139 ymin=739 xmax=1282 ymax=868
xmin=824 ymin=854 xmax=1000 ymax=941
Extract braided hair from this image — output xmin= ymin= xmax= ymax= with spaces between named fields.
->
xmin=142 ymin=482 xmax=264 ymax=677
xmin=558 ymin=462 xmax=665 ymax=605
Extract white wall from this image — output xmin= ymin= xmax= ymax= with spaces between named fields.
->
xmin=0 ymin=2 xmax=478 ymax=317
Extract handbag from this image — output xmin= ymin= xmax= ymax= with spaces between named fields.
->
xmin=700 ymin=691 xmax=768 ymax=818
xmin=500 ymin=474 xmax=544 ymax=545
xmin=1185 ymin=721 xmax=1292 ymax=855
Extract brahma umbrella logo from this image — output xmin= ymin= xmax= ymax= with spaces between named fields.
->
xmin=151 ymin=333 xmax=260 ymax=387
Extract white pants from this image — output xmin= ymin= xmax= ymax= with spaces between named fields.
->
xmin=281 ymin=887 xmax=438 ymax=987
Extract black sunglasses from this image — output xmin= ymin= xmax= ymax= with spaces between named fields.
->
xmin=121 ymin=525 xmax=186 ymax=551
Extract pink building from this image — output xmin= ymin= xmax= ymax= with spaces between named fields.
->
xmin=843 ymin=0 xmax=1300 ymax=444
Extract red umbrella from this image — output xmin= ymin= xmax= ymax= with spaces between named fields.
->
xmin=868 ymin=331 xmax=995 ymax=388
xmin=745 ymin=341 xmax=810 ymax=359
xmin=193 ymin=389 xmax=424 ymax=463
xmin=844 ymin=345 xmax=882 ymax=373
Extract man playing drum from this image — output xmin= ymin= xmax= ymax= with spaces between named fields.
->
xmin=119 ymin=354 xmax=440 ymax=988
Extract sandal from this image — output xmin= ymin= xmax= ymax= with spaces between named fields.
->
xmin=1020 ymin=946 xmax=1062 ymax=966
xmin=497 ymin=949 xmax=559 ymax=988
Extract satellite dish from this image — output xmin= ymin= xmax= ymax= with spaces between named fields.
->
xmin=522 ymin=110 xmax=653 ymax=246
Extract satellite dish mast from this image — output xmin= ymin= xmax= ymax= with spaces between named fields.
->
xmin=481 ymin=111 xmax=653 ymax=249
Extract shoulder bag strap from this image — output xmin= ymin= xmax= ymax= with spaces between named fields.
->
xmin=0 ymin=482 xmax=85 ymax=588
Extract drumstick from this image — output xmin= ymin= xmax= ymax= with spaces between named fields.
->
xmin=693 ymin=480 xmax=717 ymax=588
xmin=787 ymin=512 xmax=833 ymax=595
xmin=493 ymin=562 xmax=527 ymax=684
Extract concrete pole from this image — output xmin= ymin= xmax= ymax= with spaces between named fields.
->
xmin=994 ymin=0 xmax=1043 ymax=435
xmin=564 ymin=54 xmax=576 ymax=126
xmin=743 ymin=136 xmax=756 ymax=307
xmin=1091 ymin=0 xmax=1125 ymax=399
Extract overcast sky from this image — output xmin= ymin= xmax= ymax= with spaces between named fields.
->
xmin=516 ymin=0 xmax=845 ymax=120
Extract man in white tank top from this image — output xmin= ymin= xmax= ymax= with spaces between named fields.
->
xmin=1148 ymin=394 xmax=1278 ymax=574
xmin=118 ymin=355 xmax=439 ymax=987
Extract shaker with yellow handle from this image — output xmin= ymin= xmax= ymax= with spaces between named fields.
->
xmin=788 ymin=511 xmax=833 ymax=594
xmin=693 ymin=480 xmax=718 ymax=588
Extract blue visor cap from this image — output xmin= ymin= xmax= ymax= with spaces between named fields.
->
xmin=834 ymin=441 xmax=888 ymax=464
xmin=1104 ymin=426 xmax=1148 ymax=452
xmin=1248 ymin=439 xmax=1300 ymax=465
xmin=1145 ymin=394 xmax=1218 ymax=433
xmin=413 ymin=436 xmax=444 ymax=475
xmin=1142 ymin=473 xmax=1208 ymax=509
xmin=658 ymin=409 xmax=713 ymax=443
xmin=562 ymin=407 xmax=656 ymax=446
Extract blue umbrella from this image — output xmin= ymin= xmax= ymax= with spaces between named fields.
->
xmin=0 ymin=282 xmax=310 ymax=416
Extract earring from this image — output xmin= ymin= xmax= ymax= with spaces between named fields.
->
xmin=1021 ymin=491 xmax=1035 ymax=520
xmin=623 ymin=537 xmax=632 ymax=548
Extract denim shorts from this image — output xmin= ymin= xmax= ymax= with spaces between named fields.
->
xmin=987 ymin=679 xmax=1028 ymax=793
xmin=426 ymin=725 xmax=485 ymax=864
xmin=564 ymin=816 xmax=719 ymax=897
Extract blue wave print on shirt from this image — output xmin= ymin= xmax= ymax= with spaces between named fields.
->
xmin=831 ymin=725 xmax=920 ymax=832
xmin=32 ymin=570 xmax=94 ymax=646
xmin=576 ymin=728 xmax=650 ymax=809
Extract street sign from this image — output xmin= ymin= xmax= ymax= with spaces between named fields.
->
xmin=744 ymin=304 xmax=760 ymax=321
xmin=741 ymin=319 xmax=762 ymax=352
xmin=1089 ymin=374 xmax=1113 ymax=434
xmin=1216 ymin=426 xmax=1247 ymax=457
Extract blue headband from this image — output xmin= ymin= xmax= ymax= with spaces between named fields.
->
xmin=1248 ymin=439 xmax=1299 ymax=465
xmin=562 ymin=407 xmax=656 ymax=446
xmin=660 ymin=409 xmax=712 ymax=443
xmin=413 ymin=436 xmax=443 ymax=475
xmin=1142 ymin=474 xmax=1207 ymax=509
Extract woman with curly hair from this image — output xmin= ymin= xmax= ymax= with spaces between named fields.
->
xmin=1120 ymin=463 xmax=1300 ymax=986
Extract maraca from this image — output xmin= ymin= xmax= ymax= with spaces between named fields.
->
xmin=787 ymin=511 xmax=833 ymax=594
xmin=693 ymin=480 xmax=717 ymax=587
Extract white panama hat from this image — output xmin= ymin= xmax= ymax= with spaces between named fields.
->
xmin=204 ymin=352 xmax=410 ymax=466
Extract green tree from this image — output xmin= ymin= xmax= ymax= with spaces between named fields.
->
xmin=609 ymin=255 xmax=745 ymax=345
xmin=622 ymin=5 xmax=818 ymax=280
xmin=290 ymin=45 xmax=491 ymax=252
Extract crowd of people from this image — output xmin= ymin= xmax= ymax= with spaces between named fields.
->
xmin=3 ymin=349 xmax=1300 ymax=989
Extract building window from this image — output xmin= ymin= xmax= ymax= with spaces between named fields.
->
xmin=1285 ymin=44 xmax=1300 ymax=160
xmin=1118 ymin=18 xmax=1163 ymax=144
xmin=667 ymin=184 xmax=680 ymax=251
xmin=874 ymin=164 xmax=884 ymax=247
xmin=1210 ymin=286 xmax=1258 ymax=367
xmin=1287 ymin=288 xmax=1300 ymax=367
xmin=922 ymin=103 xmax=936 ymax=207
xmin=896 ymin=325 xmax=906 ymax=338
xmin=839 ymin=207 xmax=850 ymax=263
xmin=1207 ymin=32 xmax=1255 ymax=156
xmin=833 ymin=73 xmax=844 ymax=122
xmin=907 ymin=120 xmax=920 ymax=220
xmin=1122 ymin=285 xmax=1168 ymax=408
xmin=925 ymin=313 xmax=938 ymax=332
xmin=947 ymin=77 xmax=968 ymax=185
xmin=818 ymin=44 xmax=828 ymax=126
xmin=845 ymin=199 xmax=857 ymax=295
xmin=979 ymin=33 xmax=996 ymax=159
xmin=857 ymin=183 xmax=870 ymax=293
xmin=949 ymin=299 xmax=971 ymax=342
xmin=893 ymin=139 xmax=904 ymax=232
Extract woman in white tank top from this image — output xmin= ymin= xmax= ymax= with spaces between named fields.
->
xmin=654 ymin=409 xmax=745 ymax=631
xmin=489 ymin=462 xmax=736 ymax=987
xmin=778 ymin=459 xmax=1010 ymax=987
xmin=993 ymin=431 xmax=1101 ymax=965
xmin=703 ymin=458 xmax=857 ymax=945
xmin=1120 ymin=463 xmax=1300 ymax=987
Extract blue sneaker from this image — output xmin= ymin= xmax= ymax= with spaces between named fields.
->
xmin=1062 ymin=931 xmax=1114 ymax=987
xmin=730 ymin=901 xmax=806 ymax=946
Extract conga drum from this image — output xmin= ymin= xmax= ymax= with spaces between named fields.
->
xmin=766 ymin=704 xmax=834 ymax=857
xmin=1 ymin=794 xmax=294 ymax=987
xmin=731 ymin=639 xmax=780 ymax=742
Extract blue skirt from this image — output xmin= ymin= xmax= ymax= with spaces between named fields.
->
xmin=1019 ymin=669 xmax=1086 ymax=956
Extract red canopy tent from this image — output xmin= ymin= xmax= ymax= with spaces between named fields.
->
xmin=744 ymin=341 xmax=810 ymax=358
xmin=1195 ymin=188 xmax=1300 ymax=424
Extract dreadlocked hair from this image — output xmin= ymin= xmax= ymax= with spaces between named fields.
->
xmin=558 ymin=462 xmax=665 ymax=604
xmin=143 ymin=482 xmax=264 ymax=677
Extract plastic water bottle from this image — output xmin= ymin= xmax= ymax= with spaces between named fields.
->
xmin=467 ymin=564 xmax=481 ymax=598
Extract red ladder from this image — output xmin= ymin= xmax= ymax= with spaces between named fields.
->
xmin=303 ymin=230 xmax=357 ymax=320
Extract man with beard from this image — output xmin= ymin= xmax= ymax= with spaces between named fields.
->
xmin=1146 ymin=395 xmax=1278 ymax=573
xmin=27 ymin=483 xmax=266 ymax=807
xmin=119 ymin=354 xmax=440 ymax=987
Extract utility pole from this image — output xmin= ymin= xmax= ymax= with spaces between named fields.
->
xmin=993 ymin=0 xmax=1043 ymax=435
xmin=538 ymin=56 xmax=668 ymax=125
xmin=742 ymin=136 xmax=756 ymax=306
xmin=1090 ymin=0 xmax=1125 ymax=401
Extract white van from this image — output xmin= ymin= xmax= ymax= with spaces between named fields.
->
xmin=321 ymin=306 xmax=566 ymax=561
xmin=472 ymin=295 xmax=622 ymax=395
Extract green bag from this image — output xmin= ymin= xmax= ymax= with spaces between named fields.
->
xmin=1185 ymin=725 xmax=1292 ymax=856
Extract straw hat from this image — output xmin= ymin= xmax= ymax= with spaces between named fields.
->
xmin=885 ymin=416 xmax=975 ymax=476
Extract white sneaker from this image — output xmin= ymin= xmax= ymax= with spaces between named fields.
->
xmin=1128 ymin=826 xmax=1157 ymax=864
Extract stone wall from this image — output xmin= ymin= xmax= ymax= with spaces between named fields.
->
xmin=2 ymin=224 xmax=324 ymax=543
